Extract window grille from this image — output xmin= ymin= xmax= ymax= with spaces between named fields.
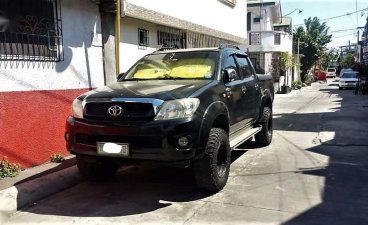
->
xmin=157 ymin=26 xmax=186 ymax=49
xmin=138 ymin=28 xmax=149 ymax=48
xmin=157 ymin=25 xmax=236 ymax=49
xmin=0 ymin=0 xmax=63 ymax=62
xmin=274 ymin=32 xmax=281 ymax=45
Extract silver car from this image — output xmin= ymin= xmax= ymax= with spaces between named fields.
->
xmin=339 ymin=72 xmax=359 ymax=90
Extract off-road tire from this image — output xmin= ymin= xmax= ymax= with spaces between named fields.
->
xmin=192 ymin=128 xmax=231 ymax=192
xmin=255 ymin=107 xmax=273 ymax=146
xmin=76 ymin=155 xmax=118 ymax=180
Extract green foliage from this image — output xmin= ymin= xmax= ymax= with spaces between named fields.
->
xmin=293 ymin=17 xmax=332 ymax=77
xmin=292 ymin=80 xmax=303 ymax=89
xmin=340 ymin=54 xmax=356 ymax=68
xmin=0 ymin=157 xmax=21 ymax=179
xmin=304 ymin=74 xmax=315 ymax=84
xmin=279 ymin=52 xmax=293 ymax=74
xmin=50 ymin=153 xmax=65 ymax=163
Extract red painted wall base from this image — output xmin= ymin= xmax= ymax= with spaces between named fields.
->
xmin=0 ymin=89 xmax=88 ymax=168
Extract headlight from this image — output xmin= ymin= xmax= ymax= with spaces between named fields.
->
xmin=71 ymin=98 xmax=84 ymax=119
xmin=154 ymin=98 xmax=200 ymax=120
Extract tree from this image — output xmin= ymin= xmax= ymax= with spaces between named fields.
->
xmin=340 ymin=53 xmax=355 ymax=68
xmin=279 ymin=52 xmax=293 ymax=87
xmin=293 ymin=17 xmax=332 ymax=81
xmin=319 ymin=49 xmax=339 ymax=69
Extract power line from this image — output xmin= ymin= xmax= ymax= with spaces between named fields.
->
xmin=293 ymin=7 xmax=368 ymax=27
xmin=333 ymin=33 xmax=356 ymax=39
xmin=329 ymin=28 xmax=358 ymax=33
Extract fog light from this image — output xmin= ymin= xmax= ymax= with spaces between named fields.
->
xmin=178 ymin=137 xmax=189 ymax=147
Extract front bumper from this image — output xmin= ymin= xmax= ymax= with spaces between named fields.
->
xmin=65 ymin=116 xmax=203 ymax=162
xmin=339 ymin=82 xmax=357 ymax=88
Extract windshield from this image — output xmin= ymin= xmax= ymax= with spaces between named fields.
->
xmin=327 ymin=68 xmax=335 ymax=72
xmin=121 ymin=51 xmax=218 ymax=80
xmin=341 ymin=72 xmax=358 ymax=78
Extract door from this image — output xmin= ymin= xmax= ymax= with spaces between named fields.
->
xmin=222 ymin=52 xmax=250 ymax=134
xmin=234 ymin=54 xmax=260 ymax=123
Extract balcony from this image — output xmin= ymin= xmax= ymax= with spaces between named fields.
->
xmin=246 ymin=31 xmax=292 ymax=53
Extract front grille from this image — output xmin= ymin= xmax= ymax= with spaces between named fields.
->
xmin=75 ymin=133 xmax=162 ymax=153
xmin=84 ymin=102 xmax=154 ymax=121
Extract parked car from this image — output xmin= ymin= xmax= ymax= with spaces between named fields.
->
xmin=339 ymin=68 xmax=353 ymax=77
xmin=339 ymin=71 xmax=359 ymax=90
xmin=65 ymin=45 xmax=274 ymax=192
xmin=326 ymin=68 xmax=336 ymax=78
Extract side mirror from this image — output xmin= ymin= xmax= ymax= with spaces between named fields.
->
xmin=117 ymin=73 xmax=125 ymax=81
xmin=223 ymin=68 xmax=238 ymax=83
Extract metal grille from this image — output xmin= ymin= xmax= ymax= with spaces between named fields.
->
xmin=84 ymin=102 xmax=155 ymax=121
xmin=186 ymin=31 xmax=235 ymax=48
xmin=274 ymin=33 xmax=281 ymax=45
xmin=157 ymin=25 xmax=236 ymax=49
xmin=0 ymin=0 xmax=63 ymax=62
xmin=157 ymin=26 xmax=186 ymax=49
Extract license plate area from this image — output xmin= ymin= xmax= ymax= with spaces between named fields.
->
xmin=97 ymin=142 xmax=129 ymax=157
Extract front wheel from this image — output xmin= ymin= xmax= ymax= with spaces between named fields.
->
xmin=255 ymin=107 xmax=273 ymax=147
xmin=192 ymin=128 xmax=231 ymax=192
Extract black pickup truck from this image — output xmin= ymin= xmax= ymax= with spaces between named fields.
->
xmin=65 ymin=45 xmax=274 ymax=192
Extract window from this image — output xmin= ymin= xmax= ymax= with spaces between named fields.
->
xmin=274 ymin=33 xmax=281 ymax=45
xmin=253 ymin=17 xmax=261 ymax=23
xmin=249 ymin=33 xmax=261 ymax=45
xmin=222 ymin=54 xmax=239 ymax=81
xmin=247 ymin=12 xmax=252 ymax=31
xmin=0 ymin=0 xmax=63 ymax=62
xmin=235 ymin=55 xmax=253 ymax=78
xmin=157 ymin=26 xmax=186 ymax=49
xmin=138 ymin=28 xmax=149 ymax=48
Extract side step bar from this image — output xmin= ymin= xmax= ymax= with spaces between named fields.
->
xmin=229 ymin=126 xmax=262 ymax=149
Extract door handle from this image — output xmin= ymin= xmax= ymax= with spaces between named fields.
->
xmin=224 ymin=87 xmax=232 ymax=98
xmin=241 ymin=85 xmax=247 ymax=94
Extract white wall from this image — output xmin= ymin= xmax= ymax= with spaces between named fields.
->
xmin=120 ymin=17 xmax=157 ymax=72
xmin=0 ymin=0 xmax=104 ymax=92
xmin=125 ymin=0 xmax=247 ymax=40
xmin=247 ymin=31 xmax=292 ymax=53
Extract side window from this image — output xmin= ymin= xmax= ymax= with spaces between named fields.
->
xmin=235 ymin=54 xmax=253 ymax=78
xmin=222 ymin=54 xmax=240 ymax=80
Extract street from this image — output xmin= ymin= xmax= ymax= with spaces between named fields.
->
xmin=4 ymin=80 xmax=368 ymax=225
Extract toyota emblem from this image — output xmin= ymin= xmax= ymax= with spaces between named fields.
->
xmin=108 ymin=105 xmax=123 ymax=117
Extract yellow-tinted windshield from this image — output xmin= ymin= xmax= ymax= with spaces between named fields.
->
xmin=123 ymin=51 xmax=218 ymax=80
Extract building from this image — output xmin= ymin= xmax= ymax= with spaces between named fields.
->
xmin=0 ymin=0 xmax=248 ymax=168
xmin=243 ymin=0 xmax=294 ymax=91
xmin=360 ymin=17 xmax=368 ymax=65
xmin=111 ymin=0 xmax=247 ymax=83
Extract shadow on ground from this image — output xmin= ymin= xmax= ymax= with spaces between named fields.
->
xmin=17 ymin=150 xmax=251 ymax=217
xmin=278 ymin=87 xmax=368 ymax=225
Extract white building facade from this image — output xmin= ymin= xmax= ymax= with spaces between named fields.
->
xmin=0 ymin=0 xmax=105 ymax=168
xmin=243 ymin=0 xmax=295 ymax=91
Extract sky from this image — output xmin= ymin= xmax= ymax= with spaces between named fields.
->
xmin=281 ymin=0 xmax=368 ymax=49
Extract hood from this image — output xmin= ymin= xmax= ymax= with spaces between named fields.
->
xmin=84 ymin=79 xmax=213 ymax=101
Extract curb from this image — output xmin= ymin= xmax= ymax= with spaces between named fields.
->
xmin=0 ymin=165 xmax=82 ymax=224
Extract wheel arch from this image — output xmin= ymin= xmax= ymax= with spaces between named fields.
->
xmin=257 ymin=89 xmax=273 ymax=123
xmin=196 ymin=101 xmax=230 ymax=159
